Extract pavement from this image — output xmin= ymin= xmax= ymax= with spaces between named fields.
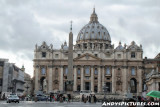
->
xmin=0 ymin=101 xmax=102 ymax=107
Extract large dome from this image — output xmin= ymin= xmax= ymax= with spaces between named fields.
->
xmin=76 ymin=8 xmax=111 ymax=43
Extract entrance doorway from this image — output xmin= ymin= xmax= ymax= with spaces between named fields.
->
xmin=40 ymin=77 xmax=45 ymax=91
xmin=94 ymin=86 xmax=97 ymax=93
xmin=85 ymin=82 xmax=90 ymax=90
xmin=77 ymin=85 xmax=81 ymax=92
xmin=106 ymin=82 xmax=111 ymax=92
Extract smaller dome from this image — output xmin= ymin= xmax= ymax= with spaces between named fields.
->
xmin=115 ymin=42 xmax=124 ymax=50
xmin=63 ymin=41 xmax=68 ymax=50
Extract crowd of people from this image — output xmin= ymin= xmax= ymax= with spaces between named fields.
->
xmin=81 ymin=94 xmax=97 ymax=103
xmin=49 ymin=94 xmax=71 ymax=103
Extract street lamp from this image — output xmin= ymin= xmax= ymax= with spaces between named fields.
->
xmin=25 ymin=84 xmax=29 ymax=97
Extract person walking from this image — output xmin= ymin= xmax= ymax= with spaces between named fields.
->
xmin=93 ymin=95 xmax=97 ymax=103
xmin=82 ymin=94 xmax=84 ymax=102
xmin=88 ymin=95 xmax=91 ymax=103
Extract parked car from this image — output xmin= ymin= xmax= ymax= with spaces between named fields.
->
xmin=36 ymin=94 xmax=48 ymax=101
xmin=7 ymin=94 xmax=20 ymax=103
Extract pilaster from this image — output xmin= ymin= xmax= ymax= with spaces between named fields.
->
xmin=81 ymin=65 xmax=84 ymax=91
xmin=91 ymin=66 xmax=94 ymax=92
xmin=98 ymin=66 xmax=101 ymax=93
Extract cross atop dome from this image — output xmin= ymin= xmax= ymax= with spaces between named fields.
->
xmin=90 ymin=7 xmax=98 ymax=23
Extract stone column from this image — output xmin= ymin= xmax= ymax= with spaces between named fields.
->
xmin=59 ymin=66 xmax=63 ymax=91
xmin=98 ymin=66 xmax=101 ymax=93
xmin=138 ymin=67 xmax=142 ymax=95
xmin=112 ymin=67 xmax=115 ymax=93
xmin=156 ymin=82 xmax=159 ymax=90
xmin=48 ymin=66 xmax=53 ymax=93
xmin=123 ymin=66 xmax=127 ymax=94
xmin=74 ymin=66 xmax=77 ymax=91
xmin=102 ymin=66 xmax=105 ymax=87
xmin=81 ymin=66 xmax=84 ymax=91
xmin=91 ymin=66 xmax=94 ymax=92
xmin=35 ymin=65 xmax=39 ymax=93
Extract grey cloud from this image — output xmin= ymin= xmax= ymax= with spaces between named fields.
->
xmin=0 ymin=0 xmax=160 ymax=76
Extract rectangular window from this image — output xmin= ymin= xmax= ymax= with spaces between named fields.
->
xmin=85 ymin=66 xmax=90 ymax=75
xmin=94 ymin=68 xmax=98 ymax=75
xmin=118 ymin=54 xmax=121 ymax=58
xmin=106 ymin=67 xmax=110 ymax=75
xmin=41 ymin=68 xmax=46 ymax=75
xmin=77 ymin=68 xmax=81 ymax=75
xmin=42 ymin=52 xmax=46 ymax=58
xmin=65 ymin=68 xmax=68 ymax=75
xmin=55 ymin=54 xmax=59 ymax=58
xmin=131 ymin=68 xmax=136 ymax=75
xmin=131 ymin=52 xmax=136 ymax=58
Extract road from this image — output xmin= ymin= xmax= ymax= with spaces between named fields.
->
xmin=0 ymin=101 xmax=102 ymax=107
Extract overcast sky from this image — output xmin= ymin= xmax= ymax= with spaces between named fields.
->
xmin=0 ymin=0 xmax=160 ymax=77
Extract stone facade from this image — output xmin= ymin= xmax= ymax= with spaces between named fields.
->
xmin=33 ymin=8 xmax=145 ymax=96
xmin=23 ymin=73 xmax=33 ymax=97
xmin=0 ymin=58 xmax=25 ymax=98
xmin=145 ymin=53 xmax=160 ymax=93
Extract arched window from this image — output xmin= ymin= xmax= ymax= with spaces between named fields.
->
xmin=106 ymin=67 xmax=110 ymax=75
xmin=41 ymin=68 xmax=46 ymax=75
xmin=94 ymin=68 xmax=98 ymax=75
xmin=65 ymin=68 xmax=68 ymax=75
xmin=131 ymin=68 xmax=136 ymax=75
xmin=130 ymin=78 xmax=137 ymax=93
xmin=85 ymin=66 xmax=90 ymax=75
xmin=77 ymin=68 xmax=81 ymax=75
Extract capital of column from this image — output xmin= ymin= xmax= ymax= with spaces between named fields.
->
xmin=35 ymin=65 xmax=40 ymax=68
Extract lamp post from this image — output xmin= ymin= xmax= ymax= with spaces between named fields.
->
xmin=25 ymin=84 xmax=29 ymax=98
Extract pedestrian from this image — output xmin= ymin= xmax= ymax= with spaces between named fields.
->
xmin=82 ymin=94 xmax=84 ymax=102
xmin=50 ymin=94 xmax=52 ymax=102
xmin=2 ymin=93 xmax=5 ymax=100
xmin=93 ymin=95 xmax=97 ymax=103
xmin=84 ymin=95 xmax=87 ymax=103
xmin=63 ymin=96 xmax=65 ymax=102
xmin=89 ymin=95 xmax=91 ymax=103
xmin=67 ymin=94 xmax=71 ymax=103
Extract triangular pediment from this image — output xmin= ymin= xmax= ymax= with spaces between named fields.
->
xmin=74 ymin=53 xmax=101 ymax=61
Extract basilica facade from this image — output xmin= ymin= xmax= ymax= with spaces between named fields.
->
xmin=33 ymin=8 xmax=144 ymax=96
